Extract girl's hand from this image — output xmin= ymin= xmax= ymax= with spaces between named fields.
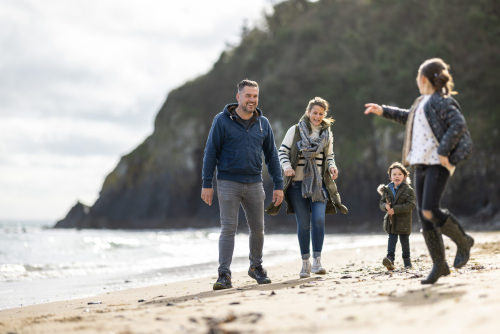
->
xmin=385 ymin=203 xmax=391 ymax=211
xmin=330 ymin=167 xmax=338 ymax=180
xmin=387 ymin=208 xmax=395 ymax=215
xmin=364 ymin=103 xmax=383 ymax=116
xmin=284 ymin=168 xmax=295 ymax=177
xmin=438 ymin=155 xmax=454 ymax=170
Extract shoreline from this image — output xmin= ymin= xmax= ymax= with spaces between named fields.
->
xmin=1 ymin=231 xmax=499 ymax=333
xmin=0 ymin=232 xmax=389 ymax=311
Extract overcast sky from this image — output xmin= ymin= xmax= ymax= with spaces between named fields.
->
xmin=0 ymin=0 xmax=275 ymax=222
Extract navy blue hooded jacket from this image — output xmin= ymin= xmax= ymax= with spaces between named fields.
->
xmin=202 ymin=103 xmax=283 ymax=190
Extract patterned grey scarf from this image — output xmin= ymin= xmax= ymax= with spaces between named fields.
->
xmin=296 ymin=119 xmax=329 ymax=202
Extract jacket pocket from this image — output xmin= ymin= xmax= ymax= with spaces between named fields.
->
xmin=247 ymin=147 xmax=263 ymax=173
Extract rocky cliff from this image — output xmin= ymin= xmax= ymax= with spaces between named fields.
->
xmin=55 ymin=0 xmax=500 ymax=229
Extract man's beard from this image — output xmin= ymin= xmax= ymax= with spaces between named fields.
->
xmin=241 ymin=104 xmax=255 ymax=114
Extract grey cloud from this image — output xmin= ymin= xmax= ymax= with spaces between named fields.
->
xmin=6 ymin=129 xmax=133 ymax=157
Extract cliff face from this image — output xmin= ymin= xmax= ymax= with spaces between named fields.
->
xmin=55 ymin=0 xmax=500 ymax=229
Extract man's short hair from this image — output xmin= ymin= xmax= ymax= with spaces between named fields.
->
xmin=237 ymin=79 xmax=259 ymax=92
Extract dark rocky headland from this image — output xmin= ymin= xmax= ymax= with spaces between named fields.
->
xmin=55 ymin=0 xmax=500 ymax=231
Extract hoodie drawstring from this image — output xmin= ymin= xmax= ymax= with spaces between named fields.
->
xmin=259 ymin=118 xmax=262 ymax=132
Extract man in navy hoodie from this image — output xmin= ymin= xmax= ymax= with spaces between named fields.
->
xmin=201 ymin=79 xmax=284 ymax=290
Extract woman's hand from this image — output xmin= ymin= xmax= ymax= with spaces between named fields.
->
xmin=438 ymin=155 xmax=454 ymax=170
xmin=387 ymin=208 xmax=395 ymax=215
xmin=284 ymin=168 xmax=295 ymax=177
xmin=364 ymin=103 xmax=383 ymax=116
xmin=385 ymin=203 xmax=391 ymax=212
xmin=330 ymin=167 xmax=338 ymax=180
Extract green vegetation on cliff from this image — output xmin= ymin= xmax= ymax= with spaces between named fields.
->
xmin=56 ymin=0 xmax=500 ymax=229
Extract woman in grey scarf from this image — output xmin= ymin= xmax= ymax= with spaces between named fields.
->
xmin=275 ymin=97 xmax=346 ymax=278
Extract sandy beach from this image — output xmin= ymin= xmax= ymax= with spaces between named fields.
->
xmin=1 ymin=231 xmax=499 ymax=334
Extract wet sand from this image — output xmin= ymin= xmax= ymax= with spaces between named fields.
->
xmin=1 ymin=231 xmax=499 ymax=334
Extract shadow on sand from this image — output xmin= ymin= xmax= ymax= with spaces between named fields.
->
xmin=144 ymin=276 xmax=322 ymax=307
xmin=389 ymin=283 xmax=467 ymax=307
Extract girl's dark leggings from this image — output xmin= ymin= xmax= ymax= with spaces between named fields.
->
xmin=414 ymin=164 xmax=450 ymax=231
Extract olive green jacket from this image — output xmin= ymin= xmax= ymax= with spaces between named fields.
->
xmin=265 ymin=122 xmax=348 ymax=216
xmin=377 ymin=182 xmax=416 ymax=235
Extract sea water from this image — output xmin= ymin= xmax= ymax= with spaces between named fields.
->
xmin=0 ymin=220 xmax=386 ymax=310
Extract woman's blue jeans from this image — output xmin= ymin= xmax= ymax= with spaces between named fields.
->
xmin=286 ymin=181 xmax=327 ymax=259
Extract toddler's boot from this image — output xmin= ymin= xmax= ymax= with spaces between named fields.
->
xmin=382 ymin=257 xmax=395 ymax=270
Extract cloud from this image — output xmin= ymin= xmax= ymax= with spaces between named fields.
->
xmin=0 ymin=117 xmax=141 ymax=157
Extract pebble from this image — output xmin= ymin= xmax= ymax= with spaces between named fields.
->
xmin=87 ymin=301 xmax=102 ymax=305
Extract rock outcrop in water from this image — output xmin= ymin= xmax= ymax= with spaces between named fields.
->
xmin=55 ymin=201 xmax=90 ymax=228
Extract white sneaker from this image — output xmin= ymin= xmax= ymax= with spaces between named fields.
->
xmin=311 ymin=257 xmax=326 ymax=274
xmin=299 ymin=259 xmax=311 ymax=278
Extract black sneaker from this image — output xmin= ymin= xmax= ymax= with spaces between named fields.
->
xmin=248 ymin=265 xmax=271 ymax=284
xmin=213 ymin=272 xmax=232 ymax=290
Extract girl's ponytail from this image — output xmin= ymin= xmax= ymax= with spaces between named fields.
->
xmin=419 ymin=58 xmax=457 ymax=97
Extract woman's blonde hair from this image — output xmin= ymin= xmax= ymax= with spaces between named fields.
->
xmin=304 ymin=96 xmax=334 ymax=126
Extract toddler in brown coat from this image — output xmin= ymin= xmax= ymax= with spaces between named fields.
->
xmin=377 ymin=162 xmax=416 ymax=270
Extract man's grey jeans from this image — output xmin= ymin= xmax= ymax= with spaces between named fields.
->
xmin=216 ymin=179 xmax=266 ymax=275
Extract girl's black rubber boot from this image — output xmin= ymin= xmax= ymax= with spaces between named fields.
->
xmin=421 ymin=229 xmax=450 ymax=285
